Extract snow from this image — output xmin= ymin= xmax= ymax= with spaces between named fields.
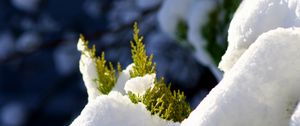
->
xmin=11 ymin=0 xmax=40 ymax=13
xmin=124 ymin=74 xmax=156 ymax=96
xmin=0 ymin=32 xmax=15 ymax=60
xmin=187 ymin=0 xmax=216 ymax=66
xmin=78 ymin=38 xmax=101 ymax=101
xmin=290 ymin=102 xmax=300 ymax=126
xmin=70 ymin=91 xmax=179 ymax=126
xmin=112 ymin=63 xmax=134 ymax=95
xmin=16 ymin=32 xmax=41 ymax=53
xmin=158 ymin=0 xmax=192 ymax=39
xmin=181 ymin=27 xmax=300 ymax=126
xmin=219 ymin=0 xmax=300 ymax=72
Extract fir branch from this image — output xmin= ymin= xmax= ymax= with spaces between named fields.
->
xmin=130 ymin=22 xmax=156 ymax=78
xmin=127 ymin=23 xmax=191 ymax=122
xmin=79 ymin=35 xmax=119 ymax=94
xmin=95 ymin=52 xmax=117 ymax=94
xmin=129 ymin=78 xmax=191 ymax=122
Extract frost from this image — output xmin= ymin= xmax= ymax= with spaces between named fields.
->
xmin=219 ymin=0 xmax=300 ymax=72
xmin=124 ymin=74 xmax=156 ymax=96
xmin=70 ymin=91 xmax=179 ymax=126
xmin=182 ymin=28 xmax=300 ymax=126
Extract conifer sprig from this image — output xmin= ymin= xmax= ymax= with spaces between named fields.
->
xmin=128 ymin=78 xmax=191 ymax=122
xmin=94 ymin=52 xmax=117 ymax=94
xmin=79 ymin=35 xmax=119 ymax=94
xmin=130 ymin=22 xmax=156 ymax=78
xmin=128 ymin=23 xmax=191 ymax=122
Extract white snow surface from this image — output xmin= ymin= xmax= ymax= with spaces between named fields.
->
xmin=158 ymin=0 xmax=192 ymax=38
xmin=187 ymin=0 xmax=216 ymax=66
xmin=181 ymin=28 xmax=300 ymax=126
xmin=78 ymin=38 xmax=101 ymax=101
xmin=112 ymin=63 xmax=134 ymax=95
xmin=70 ymin=91 xmax=179 ymax=126
xmin=219 ymin=0 xmax=300 ymax=72
xmin=124 ymin=74 xmax=156 ymax=96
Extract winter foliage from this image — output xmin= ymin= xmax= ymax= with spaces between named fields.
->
xmin=72 ymin=0 xmax=300 ymax=125
xmin=72 ymin=23 xmax=191 ymax=126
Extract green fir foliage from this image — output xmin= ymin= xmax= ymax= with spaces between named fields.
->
xmin=80 ymin=23 xmax=191 ymax=122
xmin=94 ymin=52 xmax=117 ymax=94
xmin=130 ymin=22 xmax=156 ymax=77
xmin=129 ymin=78 xmax=191 ymax=122
xmin=128 ymin=24 xmax=191 ymax=122
xmin=79 ymin=35 xmax=119 ymax=95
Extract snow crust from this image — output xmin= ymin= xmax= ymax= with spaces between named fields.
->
xmin=78 ymin=38 xmax=101 ymax=101
xmin=219 ymin=0 xmax=300 ymax=72
xmin=182 ymin=27 xmax=300 ymax=126
xmin=124 ymin=74 xmax=156 ymax=96
xmin=70 ymin=91 xmax=179 ymax=126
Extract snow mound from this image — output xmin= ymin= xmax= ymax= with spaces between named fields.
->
xmin=124 ymin=74 xmax=156 ymax=96
xmin=70 ymin=91 xmax=179 ymax=126
xmin=182 ymin=27 xmax=300 ymax=126
xmin=219 ymin=0 xmax=300 ymax=72
xmin=112 ymin=63 xmax=134 ymax=95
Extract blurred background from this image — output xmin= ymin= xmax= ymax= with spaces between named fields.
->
xmin=0 ymin=0 xmax=241 ymax=126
